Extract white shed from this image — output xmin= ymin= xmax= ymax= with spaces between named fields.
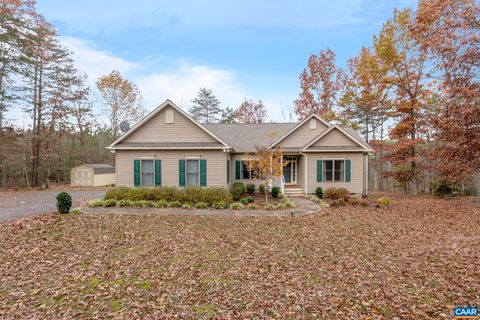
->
xmin=71 ymin=164 xmax=116 ymax=187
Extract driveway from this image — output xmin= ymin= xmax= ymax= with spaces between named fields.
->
xmin=0 ymin=187 xmax=105 ymax=221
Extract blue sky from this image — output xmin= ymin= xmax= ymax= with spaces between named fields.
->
xmin=36 ymin=0 xmax=417 ymax=121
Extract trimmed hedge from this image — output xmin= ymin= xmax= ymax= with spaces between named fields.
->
xmin=105 ymin=186 xmax=232 ymax=205
xmin=323 ymin=187 xmax=349 ymax=199
xmin=230 ymin=182 xmax=246 ymax=201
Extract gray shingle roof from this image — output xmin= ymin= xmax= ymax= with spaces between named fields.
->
xmin=115 ymin=142 xmax=225 ymax=148
xmin=83 ymin=164 xmax=115 ymax=175
xmin=304 ymin=146 xmax=367 ymax=151
xmin=203 ymin=123 xmax=296 ymax=152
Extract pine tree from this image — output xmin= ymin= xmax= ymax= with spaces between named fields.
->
xmin=220 ymin=107 xmax=236 ymax=123
xmin=189 ymin=88 xmax=222 ymax=123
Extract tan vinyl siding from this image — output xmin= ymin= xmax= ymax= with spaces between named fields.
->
xmin=296 ymin=155 xmax=305 ymax=190
xmin=124 ymin=106 xmax=217 ymax=143
xmin=230 ymin=153 xmax=264 ymax=187
xmin=115 ymin=150 xmax=227 ymax=187
xmin=306 ymin=152 xmax=365 ymax=194
xmin=312 ymin=128 xmax=358 ymax=147
xmin=277 ymin=119 xmax=328 ymax=148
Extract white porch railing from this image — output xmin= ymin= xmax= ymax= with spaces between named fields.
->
xmin=280 ymin=175 xmax=285 ymax=195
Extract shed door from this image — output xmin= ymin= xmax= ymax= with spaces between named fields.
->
xmin=76 ymin=170 xmax=91 ymax=186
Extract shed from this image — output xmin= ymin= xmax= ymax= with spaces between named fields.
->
xmin=71 ymin=164 xmax=116 ymax=187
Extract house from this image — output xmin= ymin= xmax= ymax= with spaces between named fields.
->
xmin=108 ymin=100 xmax=373 ymax=196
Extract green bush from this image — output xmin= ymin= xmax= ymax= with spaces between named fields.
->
xmin=247 ymin=204 xmax=257 ymax=210
xmin=324 ymin=187 xmax=349 ymax=199
xmin=153 ymin=200 xmax=167 ymax=208
xmin=259 ymin=184 xmax=265 ymax=194
xmin=377 ymin=196 xmax=390 ymax=206
xmin=194 ymin=202 xmax=209 ymax=209
xmin=315 ymin=186 xmax=323 ymax=199
xmin=246 ymin=184 xmax=255 ymax=194
xmin=274 ymin=203 xmax=287 ymax=210
xmin=56 ymin=192 xmax=72 ymax=214
xmin=89 ymin=199 xmax=103 ymax=207
xmin=167 ymin=201 xmax=181 ymax=208
xmin=182 ymin=203 xmax=193 ymax=209
xmin=240 ymin=197 xmax=250 ymax=205
xmin=265 ymin=203 xmax=275 ymax=210
xmin=104 ymin=186 xmax=231 ymax=204
xmin=213 ymin=201 xmax=227 ymax=209
xmin=230 ymin=182 xmax=246 ymax=201
xmin=117 ymin=199 xmax=131 ymax=207
xmin=230 ymin=202 xmax=244 ymax=210
xmin=271 ymin=186 xmax=281 ymax=198
xmin=71 ymin=208 xmax=81 ymax=214
xmin=103 ymin=199 xmax=117 ymax=207
xmin=433 ymin=181 xmax=458 ymax=197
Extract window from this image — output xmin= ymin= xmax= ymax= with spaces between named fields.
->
xmin=186 ymin=159 xmax=200 ymax=185
xmin=323 ymin=160 xmax=345 ymax=182
xmin=309 ymin=118 xmax=317 ymax=129
xmin=242 ymin=161 xmax=252 ymax=179
xmin=141 ymin=160 xmax=154 ymax=186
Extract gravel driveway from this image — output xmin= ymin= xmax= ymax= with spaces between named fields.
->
xmin=0 ymin=187 xmax=105 ymax=221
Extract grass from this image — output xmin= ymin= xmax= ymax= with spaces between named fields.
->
xmin=0 ymin=193 xmax=479 ymax=318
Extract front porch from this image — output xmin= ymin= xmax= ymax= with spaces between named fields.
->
xmin=280 ymin=154 xmax=306 ymax=196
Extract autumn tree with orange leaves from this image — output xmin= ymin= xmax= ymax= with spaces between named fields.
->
xmin=294 ymin=49 xmax=344 ymax=121
xmin=235 ymin=99 xmax=267 ymax=123
xmin=415 ymin=0 xmax=480 ymax=183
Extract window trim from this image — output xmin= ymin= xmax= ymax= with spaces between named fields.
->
xmin=140 ymin=158 xmax=155 ymax=186
xmin=240 ymin=160 xmax=261 ymax=180
xmin=323 ymin=159 xmax=345 ymax=183
xmin=186 ymin=159 xmax=200 ymax=186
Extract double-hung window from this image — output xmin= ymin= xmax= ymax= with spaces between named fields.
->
xmin=186 ymin=159 xmax=200 ymax=186
xmin=141 ymin=159 xmax=154 ymax=186
xmin=323 ymin=160 xmax=345 ymax=182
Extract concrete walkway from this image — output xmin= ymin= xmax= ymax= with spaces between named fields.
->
xmin=82 ymin=196 xmax=321 ymax=217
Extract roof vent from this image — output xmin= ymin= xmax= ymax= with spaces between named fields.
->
xmin=166 ymin=109 xmax=174 ymax=124
xmin=309 ymin=118 xmax=317 ymax=130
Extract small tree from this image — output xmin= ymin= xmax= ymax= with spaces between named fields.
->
xmin=189 ymin=88 xmax=222 ymax=123
xmin=235 ymin=99 xmax=267 ymax=123
xmin=244 ymin=146 xmax=288 ymax=204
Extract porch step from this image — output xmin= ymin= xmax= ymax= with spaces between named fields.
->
xmin=284 ymin=187 xmax=304 ymax=197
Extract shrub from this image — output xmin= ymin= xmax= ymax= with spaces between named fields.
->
xmin=89 ymin=199 xmax=103 ymax=207
xmin=348 ymin=197 xmax=359 ymax=205
xmin=281 ymin=197 xmax=294 ymax=208
xmin=56 ymin=192 xmax=72 ymax=214
xmin=194 ymin=202 xmax=209 ymax=209
xmin=320 ymin=201 xmax=330 ymax=209
xmin=230 ymin=182 xmax=246 ymax=201
xmin=271 ymin=186 xmax=281 ymax=198
xmin=324 ymin=187 xmax=349 ymax=199
xmin=274 ymin=203 xmax=287 ymax=210
xmin=259 ymin=184 xmax=265 ymax=194
xmin=137 ymin=200 xmax=154 ymax=208
xmin=102 ymin=199 xmax=117 ymax=207
xmin=247 ymin=204 xmax=257 ymax=210
xmin=230 ymin=202 xmax=244 ymax=210
xmin=265 ymin=203 xmax=275 ymax=210
xmin=182 ymin=203 xmax=193 ymax=209
xmin=315 ymin=186 xmax=323 ymax=199
xmin=153 ymin=200 xmax=167 ymax=208
xmin=117 ymin=199 xmax=131 ymax=207
xmin=240 ymin=198 xmax=250 ymax=205
xmin=167 ymin=201 xmax=181 ymax=208
xmin=246 ymin=184 xmax=255 ymax=194
xmin=359 ymin=199 xmax=369 ymax=207
xmin=71 ymin=208 xmax=81 ymax=214
xmin=213 ymin=201 xmax=227 ymax=209
xmin=377 ymin=196 xmax=390 ymax=206
xmin=433 ymin=181 xmax=458 ymax=197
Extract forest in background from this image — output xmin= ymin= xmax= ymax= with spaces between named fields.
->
xmin=1 ymin=0 xmax=478 ymax=195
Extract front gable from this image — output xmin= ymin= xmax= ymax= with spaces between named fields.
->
xmin=271 ymin=115 xmax=329 ymax=149
xmin=109 ymin=100 xmax=229 ymax=149
xmin=124 ymin=105 xmax=216 ymax=143
xmin=311 ymin=127 xmax=358 ymax=147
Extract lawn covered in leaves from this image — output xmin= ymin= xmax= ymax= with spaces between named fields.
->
xmin=0 ymin=194 xmax=479 ymax=319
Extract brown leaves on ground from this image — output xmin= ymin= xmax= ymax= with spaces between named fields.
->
xmin=0 ymin=193 xmax=479 ymax=319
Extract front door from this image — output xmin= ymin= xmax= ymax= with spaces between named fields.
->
xmin=283 ymin=156 xmax=297 ymax=185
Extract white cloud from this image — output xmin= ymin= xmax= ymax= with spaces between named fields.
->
xmin=136 ymin=61 xmax=246 ymax=110
xmin=59 ymin=36 xmax=141 ymax=83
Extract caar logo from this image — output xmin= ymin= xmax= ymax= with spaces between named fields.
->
xmin=454 ymin=307 xmax=478 ymax=319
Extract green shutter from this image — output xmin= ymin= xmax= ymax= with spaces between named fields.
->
xmin=155 ymin=160 xmax=162 ymax=186
xmin=179 ymin=160 xmax=185 ymax=187
xmin=345 ymin=159 xmax=351 ymax=182
xmin=227 ymin=159 xmax=230 ymax=183
xmin=200 ymin=159 xmax=207 ymax=186
xmin=235 ymin=160 xmax=241 ymax=180
xmin=316 ymin=160 xmax=323 ymax=182
xmin=134 ymin=160 xmax=140 ymax=186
